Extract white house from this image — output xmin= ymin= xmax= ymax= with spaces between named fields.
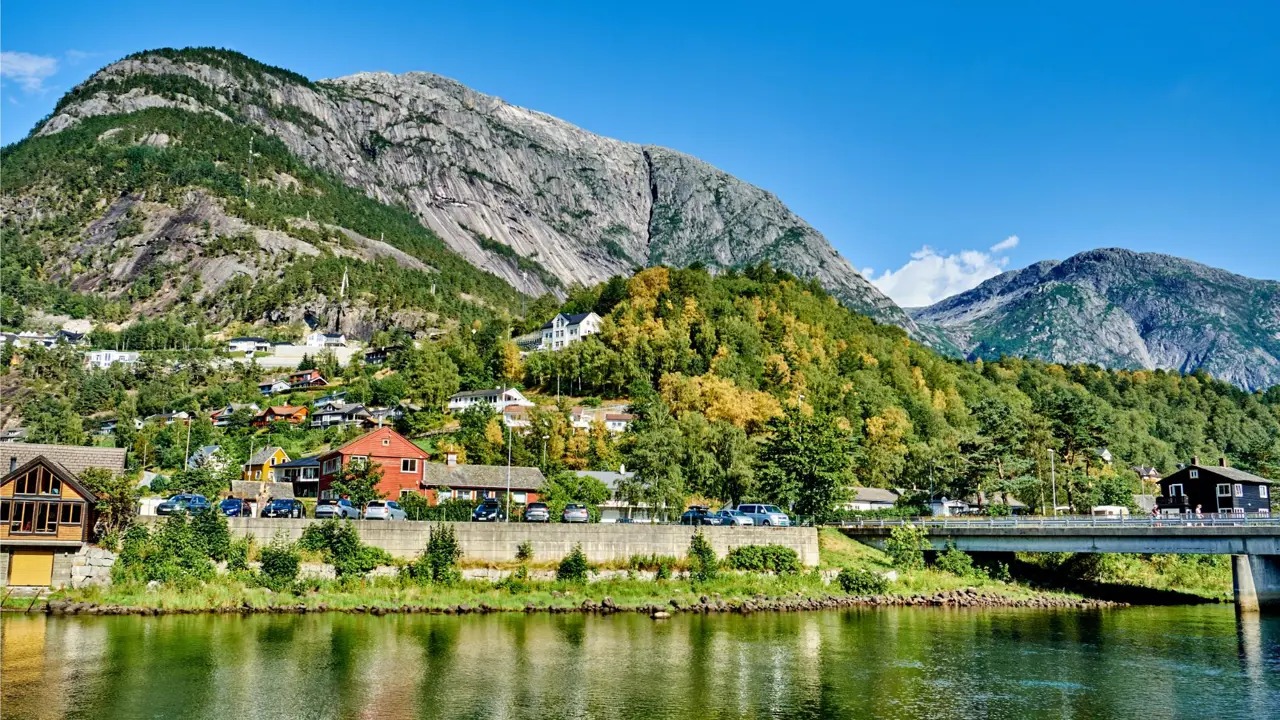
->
xmin=85 ymin=350 xmax=141 ymax=370
xmin=502 ymin=404 xmax=532 ymax=430
xmin=603 ymin=413 xmax=635 ymax=433
xmin=305 ymin=332 xmax=347 ymax=348
xmin=227 ymin=337 xmax=271 ymax=353
xmin=447 ymin=387 xmax=535 ymax=413
xmin=540 ymin=312 xmax=601 ymax=351
xmin=258 ymin=379 xmax=292 ymax=396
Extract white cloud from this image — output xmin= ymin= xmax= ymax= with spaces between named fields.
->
xmin=990 ymin=234 xmax=1019 ymax=252
xmin=0 ymin=51 xmax=59 ymax=92
xmin=864 ymin=236 xmax=1020 ymax=307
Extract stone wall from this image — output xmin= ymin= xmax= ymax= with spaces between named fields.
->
xmin=69 ymin=547 xmax=117 ymax=588
xmin=139 ymin=517 xmax=821 ymax=566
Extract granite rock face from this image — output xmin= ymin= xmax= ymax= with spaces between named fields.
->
xmin=913 ymin=249 xmax=1280 ymax=390
xmin=39 ymin=51 xmax=912 ymax=330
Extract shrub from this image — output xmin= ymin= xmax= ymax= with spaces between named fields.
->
xmin=191 ymin=507 xmax=232 ymax=562
xmin=497 ymin=565 xmax=531 ymax=594
xmin=885 ymin=523 xmax=930 ymax=570
xmin=404 ymin=523 xmax=461 ymax=585
xmin=149 ymin=474 xmax=170 ymax=495
xmin=934 ymin=541 xmax=985 ymax=579
xmin=227 ymin=537 xmax=252 ymax=572
xmin=557 ymin=543 xmax=590 ymax=583
xmin=837 ymin=567 xmax=890 ymax=595
xmin=258 ymin=533 xmax=301 ymax=591
xmin=516 ymin=540 xmax=534 ymax=563
xmin=299 ymin=518 xmax=392 ymax=577
xmin=723 ymin=545 xmax=801 ymax=575
xmin=688 ymin=531 xmax=718 ymax=582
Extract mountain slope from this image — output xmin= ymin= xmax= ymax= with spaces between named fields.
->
xmin=32 ymin=48 xmax=911 ymax=330
xmin=912 ymin=249 xmax=1280 ymax=390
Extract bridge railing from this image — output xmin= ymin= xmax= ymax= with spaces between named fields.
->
xmin=829 ymin=512 xmax=1280 ymax=530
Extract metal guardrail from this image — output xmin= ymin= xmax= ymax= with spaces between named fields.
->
xmin=830 ymin=513 xmax=1280 ymax=530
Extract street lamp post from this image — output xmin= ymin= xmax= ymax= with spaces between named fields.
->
xmin=541 ymin=435 xmax=550 ymax=471
xmin=1048 ymin=449 xmax=1057 ymax=516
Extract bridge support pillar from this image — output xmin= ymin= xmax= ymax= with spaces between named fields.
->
xmin=1233 ymin=555 xmax=1280 ymax=613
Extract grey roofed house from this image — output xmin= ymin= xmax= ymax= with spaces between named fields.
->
xmin=0 ymin=428 xmax=28 ymax=443
xmin=187 ymin=445 xmax=221 ymax=469
xmin=850 ymin=487 xmax=900 ymax=505
xmin=421 ymin=463 xmax=546 ymax=491
xmin=2 ymin=443 xmax=127 ymax=477
xmin=247 ymin=446 xmax=286 ymax=466
xmin=574 ymin=470 xmax=634 ymax=490
xmin=230 ymin=480 xmax=295 ymax=500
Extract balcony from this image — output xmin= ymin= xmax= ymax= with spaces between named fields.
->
xmin=1155 ymin=495 xmax=1190 ymax=509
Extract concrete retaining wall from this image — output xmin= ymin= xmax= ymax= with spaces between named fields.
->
xmin=139 ymin=517 xmax=820 ymax=566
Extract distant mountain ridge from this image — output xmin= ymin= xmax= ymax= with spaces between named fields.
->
xmin=30 ymin=48 xmax=912 ymax=329
xmin=912 ymin=248 xmax=1280 ymax=390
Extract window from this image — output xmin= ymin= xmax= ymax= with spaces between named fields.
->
xmin=350 ymin=456 xmax=368 ymax=468
xmin=0 ymin=500 xmax=8 ymax=522
xmin=1262 ymin=486 xmax=1270 ymax=499
xmin=1169 ymin=484 xmax=1183 ymax=498
xmin=1235 ymin=484 xmax=1244 ymax=497
xmin=513 ymin=492 xmax=527 ymax=504
xmin=59 ymin=504 xmax=82 ymax=526
xmin=401 ymin=459 xmax=418 ymax=473
xmin=34 ymin=502 xmax=57 ymax=534
xmin=382 ymin=438 xmax=390 ymax=446
xmin=1189 ymin=470 xmax=1199 ymax=479
xmin=322 ymin=458 xmax=340 ymax=474
xmin=1217 ymin=484 xmax=1231 ymax=496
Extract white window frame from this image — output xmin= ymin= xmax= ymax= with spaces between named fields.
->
xmin=401 ymin=459 xmax=418 ymax=473
xmin=1217 ymin=483 xmax=1231 ymax=497
xmin=1235 ymin=484 xmax=1243 ymax=497
xmin=1169 ymin=484 xmax=1184 ymax=497
xmin=322 ymin=458 xmax=340 ymax=474
xmin=1189 ymin=469 xmax=1199 ymax=479
xmin=1261 ymin=486 xmax=1269 ymax=499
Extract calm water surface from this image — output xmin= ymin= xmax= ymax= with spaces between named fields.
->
xmin=2 ymin=606 xmax=1277 ymax=719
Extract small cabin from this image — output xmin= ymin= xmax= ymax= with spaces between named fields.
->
xmin=1157 ymin=457 xmax=1273 ymax=516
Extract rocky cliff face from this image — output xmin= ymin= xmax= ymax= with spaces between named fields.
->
xmin=913 ymin=249 xmax=1280 ymax=390
xmin=37 ymin=50 xmax=911 ymax=330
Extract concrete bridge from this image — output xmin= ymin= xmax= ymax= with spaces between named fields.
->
xmin=837 ymin=516 xmax=1280 ymax=612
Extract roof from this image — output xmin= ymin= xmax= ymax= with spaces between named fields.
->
xmin=423 ymin=463 xmax=546 ymax=491
xmin=850 ymin=487 xmax=899 ymax=504
xmin=261 ymin=405 xmax=306 ymax=416
xmin=229 ymin=336 xmax=269 ymax=342
xmin=1 ymin=443 xmax=126 ymax=478
xmin=502 ymin=404 xmax=529 ymax=414
xmin=276 ymin=455 xmax=321 ymax=469
xmin=1181 ymin=464 xmax=1275 ymax=485
xmin=575 ymin=470 xmax=633 ymax=490
xmin=541 ymin=312 xmax=595 ymax=330
xmin=247 ymin=446 xmax=287 ymax=465
xmin=230 ymin=480 xmax=295 ymax=499
xmin=452 ymin=388 xmax=506 ymax=399
xmin=604 ymin=413 xmax=636 ymax=422
xmin=328 ymin=427 xmax=427 ymax=459
xmin=2 ymin=456 xmax=100 ymax=503
xmin=314 ymin=403 xmax=368 ymax=415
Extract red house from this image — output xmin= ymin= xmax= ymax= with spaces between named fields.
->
xmin=317 ymin=427 xmax=428 ymax=499
xmin=289 ymin=369 xmax=329 ymax=389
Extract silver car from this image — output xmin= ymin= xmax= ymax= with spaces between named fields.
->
xmin=524 ymin=502 xmax=550 ymax=523
xmin=736 ymin=503 xmax=791 ymax=526
xmin=562 ymin=503 xmax=589 ymax=523
xmin=315 ymin=498 xmax=360 ymax=519
xmin=363 ymin=500 xmax=407 ymax=521
xmin=716 ymin=509 xmax=755 ymax=526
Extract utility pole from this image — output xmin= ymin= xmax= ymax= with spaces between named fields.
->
xmin=1049 ymin=448 xmax=1057 ymax=516
xmin=246 ymin=136 xmax=253 ymax=200
xmin=184 ymin=416 xmax=193 ymax=471
xmin=541 ymin=434 xmax=550 ymax=472
xmin=504 ymin=384 xmax=512 ymax=523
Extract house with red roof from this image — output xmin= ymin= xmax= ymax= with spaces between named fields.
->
xmin=316 ymin=427 xmax=429 ymax=499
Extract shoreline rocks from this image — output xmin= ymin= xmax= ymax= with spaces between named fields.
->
xmin=27 ymin=589 xmax=1131 ymax=618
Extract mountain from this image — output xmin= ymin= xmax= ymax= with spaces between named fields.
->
xmin=8 ymin=47 xmax=911 ymax=334
xmin=912 ymin=248 xmax=1280 ymax=390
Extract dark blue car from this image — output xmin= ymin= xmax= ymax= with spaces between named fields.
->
xmin=157 ymin=493 xmax=211 ymax=516
xmin=472 ymin=498 xmax=504 ymax=522
xmin=218 ymin=497 xmax=252 ymax=517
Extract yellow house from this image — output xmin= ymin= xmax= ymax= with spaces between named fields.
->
xmin=242 ymin=446 xmax=290 ymax=482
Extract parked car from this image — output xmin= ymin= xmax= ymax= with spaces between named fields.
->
xmin=680 ymin=505 xmax=725 ymax=525
xmin=156 ymin=493 xmax=211 ymax=516
xmin=562 ymin=503 xmax=590 ymax=523
xmin=363 ymin=500 xmax=407 ymax=521
xmin=472 ymin=498 xmax=505 ymax=522
xmin=314 ymin=498 xmax=360 ymax=519
xmin=716 ymin=509 xmax=754 ymax=526
xmin=524 ymin=501 xmax=550 ymax=523
xmin=261 ymin=498 xmax=306 ymax=519
xmin=218 ymin=497 xmax=253 ymax=517
xmin=736 ymin=503 xmax=791 ymax=526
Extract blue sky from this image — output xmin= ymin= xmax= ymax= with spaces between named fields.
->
xmin=3 ymin=1 xmax=1277 ymax=303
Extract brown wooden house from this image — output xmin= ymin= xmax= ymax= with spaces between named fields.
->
xmin=1 ymin=444 xmax=126 ymax=587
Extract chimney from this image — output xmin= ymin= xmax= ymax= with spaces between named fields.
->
xmin=1192 ymin=455 xmax=1200 ymax=466
xmin=446 ymin=452 xmax=457 ymax=467
xmin=1219 ymin=457 xmax=1228 ymax=467
xmin=8 ymin=456 xmax=15 ymax=473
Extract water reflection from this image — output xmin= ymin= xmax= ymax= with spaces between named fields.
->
xmin=2 ymin=607 xmax=1277 ymax=719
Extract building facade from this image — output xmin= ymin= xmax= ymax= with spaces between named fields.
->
xmin=540 ymin=312 xmax=602 ymax=351
xmin=316 ymin=427 xmax=429 ymax=499
xmin=1157 ymin=458 xmax=1273 ymax=516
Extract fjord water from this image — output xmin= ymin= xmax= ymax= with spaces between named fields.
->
xmin=2 ymin=607 xmax=1277 ymax=719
